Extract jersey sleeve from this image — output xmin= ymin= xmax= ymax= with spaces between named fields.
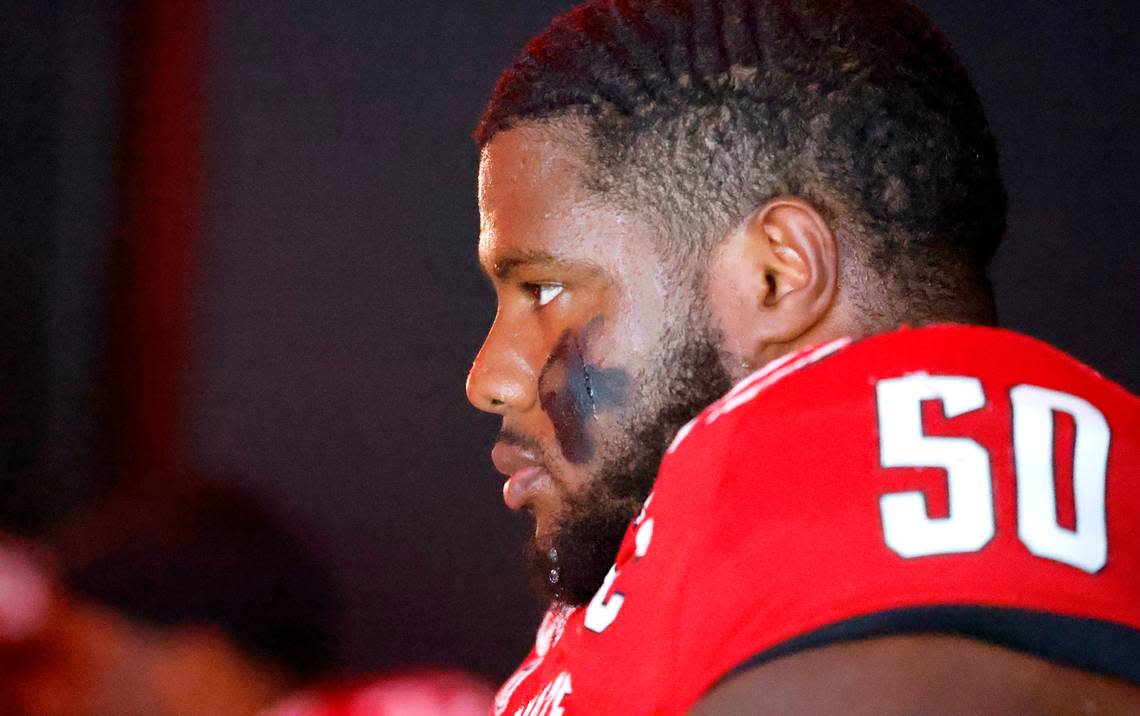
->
xmin=643 ymin=326 xmax=1140 ymax=706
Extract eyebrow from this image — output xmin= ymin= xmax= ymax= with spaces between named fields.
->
xmin=482 ymin=249 xmax=605 ymax=281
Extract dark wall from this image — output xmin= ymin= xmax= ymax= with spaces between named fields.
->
xmin=0 ymin=2 xmax=56 ymax=534
xmin=1 ymin=0 xmax=119 ymax=534
xmin=923 ymin=0 xmax=1139 ymax=375
xmin=191 ymin=1 xmax=578 ymax=678
xmin=4 ymin=0 xmax=1137 ymax=681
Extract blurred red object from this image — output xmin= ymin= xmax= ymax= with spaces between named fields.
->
xmin=0 ymin=542 xmax=52 ymax=642
xmin=263 ymin=670 xmax=494 ymax=716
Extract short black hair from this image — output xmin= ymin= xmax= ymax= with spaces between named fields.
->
xmin=476 ymin=0 xmax=1006 ymax=325
xmin=53 ymin=479 xmax=338 ymax=680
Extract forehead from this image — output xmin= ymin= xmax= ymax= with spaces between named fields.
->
xmin=477 ymin=125 xmax=659 ymax=276
xmin=478 ymin=124 xmax=592 ymax=221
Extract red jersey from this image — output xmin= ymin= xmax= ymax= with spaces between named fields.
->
xmin=494 ymin=325 xmax=1140 ymax=716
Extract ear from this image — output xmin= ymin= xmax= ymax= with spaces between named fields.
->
xmin=707 ymin=197 xmax=839 ymax=371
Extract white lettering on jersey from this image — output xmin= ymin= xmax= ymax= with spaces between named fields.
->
xmin=583 ymin=565 xmax=623 ymax=634
xmin=515 ymin=672 xmax=572 ymax=716
xmin=876 ymin=377 xmax=1111 ymax=573
xmin=634 ymin=518 xmax=654 ymax=558
xmin=495 ymin=606 xmax=573 ymax=715
xmin=877 ymin=374 xmax=995 ymax=557
xmin=583 ymin=495 xmax=655 ymax=634
xmin=1011 ymin=384 xmax=1109 ymax=573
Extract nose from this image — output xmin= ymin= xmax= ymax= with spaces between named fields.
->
xmin=466 ymin=317 xmax=539 ymax=415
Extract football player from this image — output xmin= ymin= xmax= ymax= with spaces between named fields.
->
xmin=465 ymin=0 xmax=1140 ymax=713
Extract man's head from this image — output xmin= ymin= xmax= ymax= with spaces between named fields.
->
xmin=468 ymin=0 xmax=1006 ymax=605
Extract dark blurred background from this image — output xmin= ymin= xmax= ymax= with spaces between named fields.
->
xmin=2 ymin=0 xmax=1137 ymax=681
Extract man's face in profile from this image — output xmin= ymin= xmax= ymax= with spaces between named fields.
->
xmin=467 ymin=125 xmax=734 ymax=604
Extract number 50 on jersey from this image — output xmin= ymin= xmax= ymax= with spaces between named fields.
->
xmin=876 ymin=374 xmax=1109 ymax=573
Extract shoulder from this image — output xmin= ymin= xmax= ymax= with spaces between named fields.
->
xmin=640 ymin=324 xmax=1140 ymax=705
xmin=716 ymin=323 xmax=1134 ymax=417
xmin=666 ymin=324 xmax=1138 ymax=466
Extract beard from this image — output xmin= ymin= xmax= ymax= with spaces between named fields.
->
xmin=524 ymin=303 xmax=734 ymax=606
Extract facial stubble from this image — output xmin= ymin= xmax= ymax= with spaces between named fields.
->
xmin=525 ymin=301 xmax=734 ymax=606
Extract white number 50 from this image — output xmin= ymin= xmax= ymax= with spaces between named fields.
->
xmin=876 ymin=375 xmax=1109 ymax=573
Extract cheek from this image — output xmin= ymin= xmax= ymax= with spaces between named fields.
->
xmin=602 ymin=265 xmax=677 ymax=364
xmin=704 ymin=250 xmax=759 ymax=362
xmin=539 ymin=336 xmax=594 ymax=465
xmin=539 ymin=326 xmax=631 ymax=466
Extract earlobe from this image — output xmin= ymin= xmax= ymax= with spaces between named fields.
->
xmin=707 ymin=197 xmax=839 ymax=370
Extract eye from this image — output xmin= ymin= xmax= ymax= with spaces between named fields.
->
xmin=524 ymin=283 xmax=564 ymax=307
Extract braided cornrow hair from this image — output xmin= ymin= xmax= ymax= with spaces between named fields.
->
xmin=476 ymin=0 xmax=1007 ymax=325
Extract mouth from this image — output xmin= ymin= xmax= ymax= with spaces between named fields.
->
xmin=491 ymin=440 xmax=555 ymax=512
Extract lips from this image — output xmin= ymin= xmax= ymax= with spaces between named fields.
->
xmin=491 ymin=441 xmax=553 ymax=511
